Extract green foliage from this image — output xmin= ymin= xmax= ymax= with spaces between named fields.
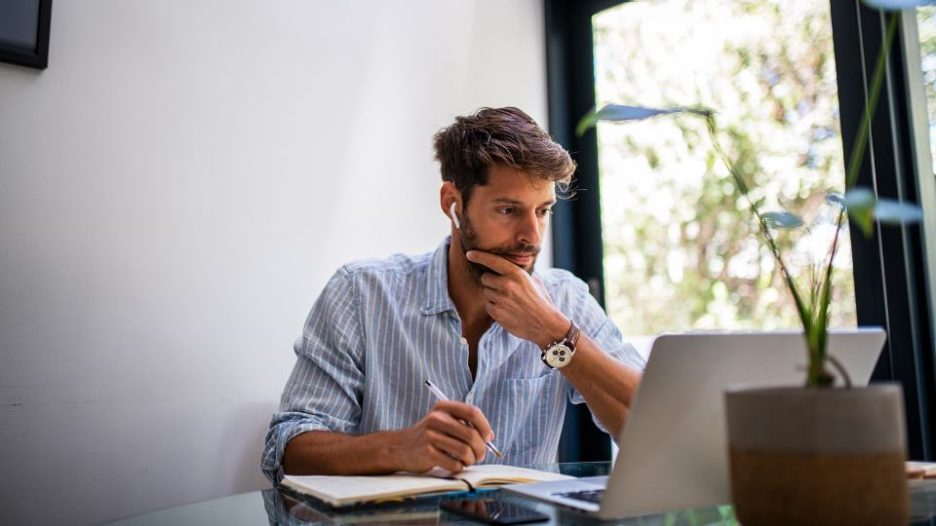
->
xmin=762 ymin=211 xmax=804 ymax=229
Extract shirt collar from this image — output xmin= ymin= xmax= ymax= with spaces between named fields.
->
xmin=420 ymin=238 xmax=541 ymax=356
xmin=421 ymin=237 xmax=456 ymax=315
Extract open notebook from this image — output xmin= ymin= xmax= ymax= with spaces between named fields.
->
xmin=281 ymin=464 xmax=573 ymax=508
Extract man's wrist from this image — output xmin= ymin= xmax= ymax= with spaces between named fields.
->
xmin=537 ymin=315 xmax=571 ymax=349
xmin=382 ymin=428 xmax=410 ymax=472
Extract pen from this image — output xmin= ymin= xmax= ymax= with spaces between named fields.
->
xmin=424 ymin=379 xmax=504 ymax=458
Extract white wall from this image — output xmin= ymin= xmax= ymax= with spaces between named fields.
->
xmin=0 ymin=1 xmax=548 ymax=523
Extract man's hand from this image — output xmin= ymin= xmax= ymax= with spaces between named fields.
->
xmin=395 ymin=400 xmax=494 ymax=474
xmin=466 ymin=250 xmax=569 ymax=347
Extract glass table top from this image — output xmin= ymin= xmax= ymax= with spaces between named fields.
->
xmin=108 ymin=462 xmax=936 ymax=525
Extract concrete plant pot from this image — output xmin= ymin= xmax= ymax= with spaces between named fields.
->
xmin=725 ymin=384 xmax=907 ymax=525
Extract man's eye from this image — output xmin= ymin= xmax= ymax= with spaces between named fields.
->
xmin=538 ymin=208 xmax=554 ymax=217
xmin=498 ymin=207 xmax=516 ymax=215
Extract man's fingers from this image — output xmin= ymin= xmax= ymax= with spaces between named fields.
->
xmin=467 ymin=500 xmax=488 ymax=516
xmin=466 ymin=250 xmax=520 ymax=275
xmin=432 ymin=401 xmax=495 ymax=442
xmin=479 ymin=272 xmax=506 ymax=289
xmin=426 ymin=406 xmax=484 ymax=447
xmin=427 ymin=429 xmax=483 ymax=465
xmin=428 ymin=446 xmax=465 ymax=473
xmin=480 ymin=285 xmax=503 ymax=303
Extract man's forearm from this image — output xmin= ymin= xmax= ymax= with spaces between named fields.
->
xmin=282 ymin=430 xmax=408 ymax=476
xmin=559 ymin=334 xmax=641 ymax=438
xmin=283 ymin=401 xmax=495 ymax=477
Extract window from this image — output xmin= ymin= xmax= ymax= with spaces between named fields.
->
xmin=547 ymin=0 xmax=936 ymax=461
xmin=916 ymin=5 xmax=936 ymax=169
xmin=592 ymin=1 xmax=856 ymax=357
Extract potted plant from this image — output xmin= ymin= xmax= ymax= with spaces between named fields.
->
xmin=577 ymin=0 xmax=927 ymax=523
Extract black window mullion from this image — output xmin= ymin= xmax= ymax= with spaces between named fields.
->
xmin=832 ymin=0 xmax=894 ymax=376
xmin=546 ymin=0 xmax=619 ymax=462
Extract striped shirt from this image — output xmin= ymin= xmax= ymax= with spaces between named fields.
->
xmin=261 ymin=237 xmax=645 ymax=482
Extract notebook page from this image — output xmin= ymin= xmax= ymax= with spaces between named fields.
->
xmin=455 ymin=464 xmax=574 ymax=487
xmin=282 ymin=473 xmax=465 ymax=505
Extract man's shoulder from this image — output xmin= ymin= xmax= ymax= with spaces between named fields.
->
xmin=337 ymin=250 xmax=432 ymax=282
xmin=537 ymin=267 xmax=590 ymax=296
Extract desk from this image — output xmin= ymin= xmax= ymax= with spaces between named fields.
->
xmin=110 ymin=462 xmax=936 ymax=525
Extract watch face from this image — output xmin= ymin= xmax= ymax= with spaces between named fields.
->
xmin=546 ymin=343 xmax=572 ymax=368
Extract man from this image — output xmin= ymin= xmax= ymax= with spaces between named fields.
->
xmin=261 ymin=107 xmax=644 ymax=482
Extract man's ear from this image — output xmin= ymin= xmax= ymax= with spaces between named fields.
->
xmin=440 ymin=182 xmax=462 ymax=229
xmin=449 ymin=202 xmax=461 ymax=229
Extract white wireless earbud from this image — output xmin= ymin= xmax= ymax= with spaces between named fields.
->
xmin=449 ymin=202 xmax=461 ymax=230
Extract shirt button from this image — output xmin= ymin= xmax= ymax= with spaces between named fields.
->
xmin=460 ymin=337 xmax=468 ymax=346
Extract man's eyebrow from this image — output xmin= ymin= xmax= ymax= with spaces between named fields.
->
xmin=490 ymin=197 xmax=558 ymax=207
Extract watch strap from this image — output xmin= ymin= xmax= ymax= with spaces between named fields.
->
xmin=565 ymin=322 xmax=581 ymax=350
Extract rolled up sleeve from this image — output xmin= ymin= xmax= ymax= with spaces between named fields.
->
xmin=261 ymin=267 xmax=365 ymax=483
xmin=564 ymin=279 xmax=646 ymax=433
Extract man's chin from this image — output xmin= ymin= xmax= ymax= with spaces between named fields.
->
xmin=465 ymin=258 xmax=535 ymax=279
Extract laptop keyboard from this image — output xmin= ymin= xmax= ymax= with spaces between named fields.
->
xmin=553 ymin=488 xmax=604 ymax=504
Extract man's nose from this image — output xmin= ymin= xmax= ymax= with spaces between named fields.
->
xmin=517 ymin=211 xmax=542 ymax=247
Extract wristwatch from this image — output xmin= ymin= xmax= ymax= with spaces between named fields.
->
xmin=541 ymin=321 xmax=581 ymax=369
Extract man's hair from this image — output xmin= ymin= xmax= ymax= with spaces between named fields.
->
xmin=432 ymin=107 xmax=576 ymax=204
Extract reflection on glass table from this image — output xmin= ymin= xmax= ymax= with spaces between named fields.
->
xmin=110 ymin=462 xmax=936 ymax=526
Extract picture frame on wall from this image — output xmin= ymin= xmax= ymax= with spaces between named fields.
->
xmin=0 ymin=0 xmax=52 ymax=70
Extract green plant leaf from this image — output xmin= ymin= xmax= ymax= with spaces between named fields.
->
xmin=762 ymin=211 xmax=804 ymax=229
xmin=599 ymin=105 xmax=682 ymax=120
xmin=874 ymin=199 xmax=924 ymax=224
xmin=862 ymin=0 xmax=936 ymax=10
xmin=844 ymin=188 xmax=924 ymax=234
xmin=575 ymin=104 xmax=713 ymax=137
xmin=826 ymin=192 xmax=845 ymax=208
xmin=845 ymin=188 xmax=876 ymax=237
xmin=845 ymin=187 xmax=876 ymax=209
xmin=809 ymin=207 xmax=848 ymax=387
xmin=850 ymin=211 xmax=875 ymax=238
xmin=575 ymin=108 xmax=601 ymax=137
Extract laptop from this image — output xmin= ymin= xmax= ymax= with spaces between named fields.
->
xmin=504 ymin=329 xmax=887 ymax=520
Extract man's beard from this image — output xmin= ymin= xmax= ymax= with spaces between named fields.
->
xmin=458 ymin=213 xmax=540 ymax=283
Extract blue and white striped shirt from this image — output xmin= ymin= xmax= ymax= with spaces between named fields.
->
xmin=261 ymin=237 xmax=645 ymax=482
